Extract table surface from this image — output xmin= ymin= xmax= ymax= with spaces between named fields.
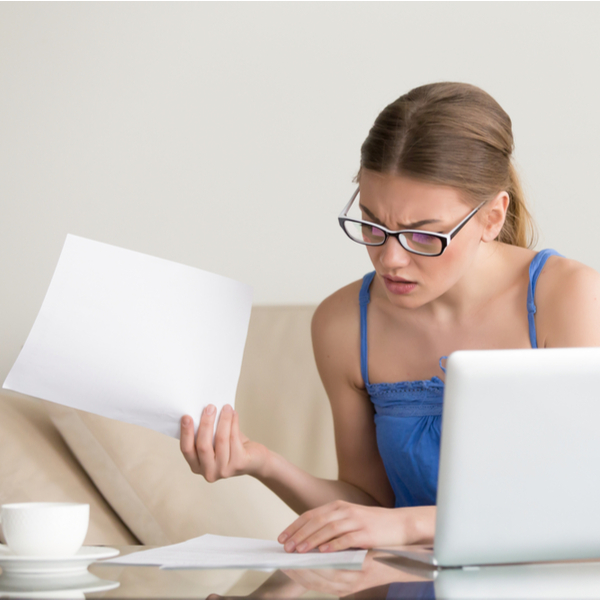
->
xmin=86 ymin=546 xmax=431 ymax=599
xmin=3 ymin=545 xmax=600 ymax=599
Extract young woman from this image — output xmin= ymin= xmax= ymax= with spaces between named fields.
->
xmin=180 ymin=82 xmax=600 ymax=554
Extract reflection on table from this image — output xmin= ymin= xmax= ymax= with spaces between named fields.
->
xmin=2 ymin=545 xmax=600 ymax=598
xmin=88 ymin=548 xmax=430 ymax=599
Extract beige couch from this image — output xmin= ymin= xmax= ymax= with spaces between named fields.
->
xmin=0 ymin=306 xmax=338 ymax=546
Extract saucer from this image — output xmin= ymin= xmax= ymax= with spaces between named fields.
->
xmin=0 ymin=545 xmax=119 ymax=577
xmin=0 ymin=570 xmax=119 ymax=598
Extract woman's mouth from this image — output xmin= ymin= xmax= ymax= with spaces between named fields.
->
xmin=382 ymin=275 xmax=417 ymax=295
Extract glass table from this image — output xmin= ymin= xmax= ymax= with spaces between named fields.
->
xmin=88 ymin=547 xmax=431 ymax=599
xmin=2 ymin=545 xmax=600 ymax=598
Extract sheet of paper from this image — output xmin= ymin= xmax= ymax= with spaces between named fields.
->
xmin=103 ymin=534 xmax=367 ymax=570
xmin=3 ymin=235 xmax=253 ymax=438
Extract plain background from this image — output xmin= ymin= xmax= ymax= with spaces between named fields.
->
xmin=2 ymin=2 xmax=600 ymax=383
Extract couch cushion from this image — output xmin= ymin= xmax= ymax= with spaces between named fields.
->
xmin=46 ymin=305 xmax=336 ymax=545
xmin=0 ymin=390 xmax=137 ymax=546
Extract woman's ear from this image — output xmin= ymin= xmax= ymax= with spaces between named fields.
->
xmin=482 ymin=191 xmax=510 ymax=242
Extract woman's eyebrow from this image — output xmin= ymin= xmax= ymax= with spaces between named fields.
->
xmin=359 ymin=203 xmax=442 ymax=229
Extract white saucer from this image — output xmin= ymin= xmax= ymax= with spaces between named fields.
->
xmin=0 ymin=570 xmax=119 ymax=598
xmin=0 ymin=545 xmax=119 ymax=577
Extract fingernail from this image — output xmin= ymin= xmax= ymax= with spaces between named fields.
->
xmin=297 ymin=542 xmax=308 ymax=553
xmin=320 ymin=544 xmax=330 ymax=552
xmin=205 ymin=405 xmax=216 ymax=415
xmin=278 ymin=533 xmax=288 ymax=543
xmin=284 ymin=541 xmax=296 ymax=553
xmin=223 ymin=404 xmax=232 ymax=414
xmin=182 ymin=416 xmax=192 ymax=426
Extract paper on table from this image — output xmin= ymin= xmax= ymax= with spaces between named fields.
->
xmin=103 ymin=534 xmax=367 ymax=570
xmin=3 ymin=235 xmax=253 ymax=438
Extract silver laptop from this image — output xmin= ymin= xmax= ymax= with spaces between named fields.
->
xmin=378 ymin=347 xmax=600 ymax=568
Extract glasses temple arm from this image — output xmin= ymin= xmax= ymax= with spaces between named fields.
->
xmin=338 ymin=188 xmax=360 ymax=219
xmin=448 ymin=201 xmax=487 ymax=240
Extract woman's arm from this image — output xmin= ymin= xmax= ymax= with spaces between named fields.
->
xmin=179 ymin=283 xmax=395 ymax=514
xmin=278 ymin=502 xmax=435 ymax=553
xmin=179 ymin=403 xmax=377 ymax=515
xmin=278 ymin=289 xmax=437 ymax=552
xmin=309 ymin=287 xmax=396 ymax=509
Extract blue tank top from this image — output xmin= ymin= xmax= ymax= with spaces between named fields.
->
xmin=360 ymin=249 xmax=562 ymax=507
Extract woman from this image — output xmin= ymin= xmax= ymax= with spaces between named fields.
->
xmin=180 ymin=82 xmax=600 ymax=554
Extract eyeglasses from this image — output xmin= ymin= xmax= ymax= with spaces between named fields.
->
xmin=338 ymin=187 xmax=487 ymax=257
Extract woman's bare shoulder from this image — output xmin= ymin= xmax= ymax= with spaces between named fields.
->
xmin=537 ymin=254 xmax=600 ymax=295
xmin=312 ymin=279 xmax=363 ymax=341
xmin=311 ymin=278 xmax=365 ymax=386
xmin=535 ymin=254 xmax=600 ymax=347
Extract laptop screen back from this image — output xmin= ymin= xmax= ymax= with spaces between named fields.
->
xmin=435 ymin=347 xmax=600 ymax=567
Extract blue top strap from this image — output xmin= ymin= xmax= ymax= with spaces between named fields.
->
xmin=439 ymin=356 xmax=448 ymax=374
xmin=527 ymin=249 xmax=562 ymax=348
xmin=359 ymin=271 xmax=377 ymax=385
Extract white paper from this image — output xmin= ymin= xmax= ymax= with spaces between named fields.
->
xmin=3 ymin=235 xmax=253 ymax=438
xmin=104 ymin=534 xmax=367 ymax=570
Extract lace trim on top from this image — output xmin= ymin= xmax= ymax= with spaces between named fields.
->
xmin=366 ymin=376 xmax=444 ymax=395
xmin=367 ymin=377 xmax=444 ymax=417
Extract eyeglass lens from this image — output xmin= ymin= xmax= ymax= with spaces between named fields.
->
xmin=342 ymin=221 xmax=443 ymax=255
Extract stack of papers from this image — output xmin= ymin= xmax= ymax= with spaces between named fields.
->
xmin=104 ymin=534 xmax=367 ymax=570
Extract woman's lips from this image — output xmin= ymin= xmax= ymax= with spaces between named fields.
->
xmin=383 ymin=275 xmax=417 ymax=295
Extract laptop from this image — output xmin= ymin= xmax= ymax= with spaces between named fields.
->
xmin=377 ymin=347 xmax=600 ymax=568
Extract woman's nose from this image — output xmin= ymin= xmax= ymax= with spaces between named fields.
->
xmin=379 ymin=236 xmax=412 ymax=269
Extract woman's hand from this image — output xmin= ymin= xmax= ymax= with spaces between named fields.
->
xmin=180 ymin=404 xmax=270 ymax=482
xmin=278 ymin=500 xmax=435 ymax=553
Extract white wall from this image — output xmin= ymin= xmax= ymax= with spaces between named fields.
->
xmin=2 ymin=3 xmax=600 ymax=380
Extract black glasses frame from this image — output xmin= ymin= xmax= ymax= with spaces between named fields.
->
xmin=338 ymin=187 xmax=487 ymax=257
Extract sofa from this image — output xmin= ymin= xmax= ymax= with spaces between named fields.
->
xmin=0 ymin=306 xmax=338 ymax=547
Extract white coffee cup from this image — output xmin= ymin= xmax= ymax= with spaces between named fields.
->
xmin=0 ymin=502 xmax=89 ymax=557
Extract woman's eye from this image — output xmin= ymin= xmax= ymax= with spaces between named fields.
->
xmin=411 ymin=232 xmax=436 ymax=245
xmin=371 ymin=227 xmax=385 ymax=237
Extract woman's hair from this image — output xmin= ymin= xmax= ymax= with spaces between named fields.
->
xmin=358 ymin=82 xmax=537 ymax=248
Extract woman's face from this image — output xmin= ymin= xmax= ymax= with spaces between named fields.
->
xmin=358 ymin=169 xmax=488 ymax=309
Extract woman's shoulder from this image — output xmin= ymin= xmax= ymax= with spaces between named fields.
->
xmin=312 ymin=278 xmax=364 ymax=340
xmin=497 ymin=244 xmax=596 ymax=287
xmin=536 ymin=252 xmax=600 ymax=293
xmin=311 ymin=278 xmax=367 ymax=387
xmin=534 ymin=252 xmax=600 ymax=347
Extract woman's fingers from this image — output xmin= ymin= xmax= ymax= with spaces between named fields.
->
xmin=278 ymin=511 xmax=315 ymax=547
xmin=214 ymin=404 xmax=234 ymax=471
xmin=194 ymin=404 xmax=218 ymax=480
xmin=317 ymin=531 xmax=360 ymax=553
xmin=230 ymin=409 xmax=245 ymax=458
xmin=278 ymin=501 xmax=342 ymax=544
xmin=280 ymin=502 xmax=348 ymax=553
xmin=180 ymin=404 xmax=258 ymax=482
xmin=180 ymin=415 xmax=201 ymax=472
xmin=292 ymin=517 xmax=357 ymax=553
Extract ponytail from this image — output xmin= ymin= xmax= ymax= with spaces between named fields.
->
xmin=497 ymin=162 xmax=538 ymax=249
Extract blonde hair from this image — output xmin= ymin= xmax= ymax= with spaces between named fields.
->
xmin=358 ymin=82 xmax=537 ymax=248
